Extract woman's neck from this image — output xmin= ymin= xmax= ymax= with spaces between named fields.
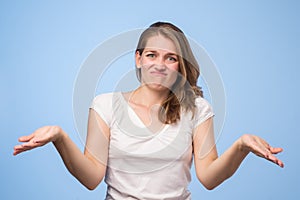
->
xmin=128 ymin=85 xmax=169 ymax=108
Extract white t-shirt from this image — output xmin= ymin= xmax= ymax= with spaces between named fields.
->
xmin=90 ymin=92 xmax=214 ymax=200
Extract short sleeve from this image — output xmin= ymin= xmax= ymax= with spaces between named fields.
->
xmin=89 ymin=93 xmax=114 ymax=127
xmin=192 ymin=97 xmax=214 ymax=129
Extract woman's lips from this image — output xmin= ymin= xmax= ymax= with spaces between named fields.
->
xmin=150 ymin=71 xmax=167 ymax=77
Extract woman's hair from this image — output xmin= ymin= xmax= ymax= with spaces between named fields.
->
xmin=135 ymin=21 xmax=203 ymax=124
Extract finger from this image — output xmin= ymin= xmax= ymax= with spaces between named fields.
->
xmin=13 ymin=147 xmax=27 ymax=156
xmin=252 ymin=139 xmax=277 ymax=158
xmin=14 ymin=144 xmax=25 ymax=150
xmin=269 ymin=147 xmax=283 ymax=154
xmin=13 ymin=147 xmax=31 ymax=155
xmin=13 ymin=146 xmax=28 ymax=155
xmin=18 ymin=134 xmax=34 ymax=142
xmin=273 ymin=158 xmax=284 ymax=168
xmin=277 ymin=160 xmax=284 ymax=168
xmin=265 ymin=153 xmax=284 ymax=168
xmin=15 ymin=140 xmax=43 ymax=154
xmin=13 ymin=150 xmax=21 ymax=156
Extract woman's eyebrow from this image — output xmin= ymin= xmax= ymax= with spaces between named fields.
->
xmin=144 ymin=49 xmax=157 ymax=53
xmin=165 ymin=52 xmax=178 ymax=56
xmin=144 ymin=49 xmax=177 ymax=55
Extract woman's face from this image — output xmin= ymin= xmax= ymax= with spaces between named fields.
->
xmin=136 ymin=34 xmax=179 ymax=91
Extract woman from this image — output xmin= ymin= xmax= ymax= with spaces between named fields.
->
xmin=13 ymin=22 xmax=284 ymax=199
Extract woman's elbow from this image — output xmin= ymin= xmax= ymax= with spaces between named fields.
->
xmin=84 ymin=179 xmax=102 ymax=191
xmin=203 ymin=183 xmax=217 ymax=191
xmin=196 ymin=174 xmax=221 ymax=191
xmin=85 ymin=184 xmax=98 ymax=191
xmin=81 ymin=175 xmax=104 ymax=191
xmin=199 ymin=179 xmax=217 ymax=190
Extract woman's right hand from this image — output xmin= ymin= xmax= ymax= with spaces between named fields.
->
xmin=13 ymin=125 xmax=63 ymax=156
xmin=238 ymin=134 xmax=284 ymax=168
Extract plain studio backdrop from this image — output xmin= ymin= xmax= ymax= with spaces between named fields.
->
xmin=1 ymin=1 xmax=299 ymax=199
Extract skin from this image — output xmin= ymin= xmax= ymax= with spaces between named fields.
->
xmin=13 ymin=35 xmax=284 ymax=191
xmin=136 ymin=35 xmax=179 ymax=94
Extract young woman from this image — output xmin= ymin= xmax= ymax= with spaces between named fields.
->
xmin=13 ymin=22 xmax=284 ymax=199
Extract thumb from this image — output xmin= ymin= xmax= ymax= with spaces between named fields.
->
xmin=18 ymin=134 xmax=34 ymax=142
xmin=270 ymin=147 xmax=283 ymax=154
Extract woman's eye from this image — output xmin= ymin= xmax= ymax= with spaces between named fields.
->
xmin=146 ymin=54 xmax=155 ymax=58
xmin=167 ymin=56 xmax=177 ymax=62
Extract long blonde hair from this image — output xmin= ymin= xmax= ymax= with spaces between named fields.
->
xmin=136 ymin=22 xmax=203 ymax=124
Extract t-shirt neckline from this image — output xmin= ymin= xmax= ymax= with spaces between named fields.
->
xmin=117 ymin=91 xmax=170 ymax=136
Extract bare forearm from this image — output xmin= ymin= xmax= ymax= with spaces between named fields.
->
xmin=199 ymin=138 xmax=249 ymax=190
xmin=53 ymin=128 xmax=104 ymax=190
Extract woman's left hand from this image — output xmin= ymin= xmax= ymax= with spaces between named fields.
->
xmin=239 ymin=134 xmax=284 ymax=168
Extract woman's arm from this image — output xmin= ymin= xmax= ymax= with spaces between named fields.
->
xmin=193 ymin=117 xmax=284 ymax=190
xmin=13 ymin=109 xmax=109 ymax=190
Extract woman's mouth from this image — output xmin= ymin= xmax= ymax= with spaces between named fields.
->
xmin=150 ymin=71 xmax=167 ymax=77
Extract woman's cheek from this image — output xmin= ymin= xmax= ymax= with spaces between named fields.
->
xmin=168 ymin=70 xmax=179 ymax=85
xmin=168 ymin=63 xmax=179 ymax=71
xmin=141 ymin=57 xmax=154 ymax=67
xmin=141 ymin=61 xmax=154 ymax=69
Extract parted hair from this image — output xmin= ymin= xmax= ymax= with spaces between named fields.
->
xmin=136 ymin=22 xmax=203 ymax=124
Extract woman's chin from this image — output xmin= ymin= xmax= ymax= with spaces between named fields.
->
xmin=143 ymin=82 xmax=172 ymax=92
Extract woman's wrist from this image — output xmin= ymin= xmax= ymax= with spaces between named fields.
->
xmin=52 ymin=125 xmax=66 ymax=145
xmin=237 ymin=134 xmax=251 ymax=154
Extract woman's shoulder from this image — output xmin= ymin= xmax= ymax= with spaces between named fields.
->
xmin=91 ymin=92 xmax=123 ymax=110
xmin=90 ymin=92 xmax=122 ymax=126
xmin=194 ymin=96 xmax=213 ymax=109
xmin=92 ymin=91 xmax=121 ymax=102
xmin=93 ymin=91 xmax=115 ymax=99
xmin=191 ymin=96 xmax=214 ymax=128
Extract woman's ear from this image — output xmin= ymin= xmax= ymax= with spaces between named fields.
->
xmin=135 ymin=51 xmax=141 ymax=68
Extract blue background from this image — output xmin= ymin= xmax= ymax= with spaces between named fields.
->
xmin=1 ymin=1 xmax=299 ymax=199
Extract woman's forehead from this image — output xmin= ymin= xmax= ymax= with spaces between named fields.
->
xmin=144 ymin=35 xmax=178 ymax=54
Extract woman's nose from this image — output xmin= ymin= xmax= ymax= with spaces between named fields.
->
xmin=154 ymin=57 xmax=166 ymax=70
